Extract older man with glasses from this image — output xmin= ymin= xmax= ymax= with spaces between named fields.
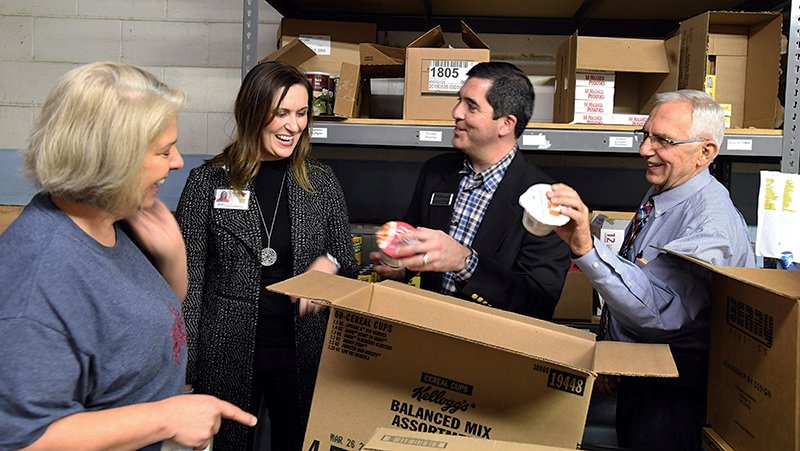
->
xmin=548 ymin=89 xmax=755 ymax=451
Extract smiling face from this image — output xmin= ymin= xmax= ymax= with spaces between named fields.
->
xmin=260 ymin=83 xmax=309 ymax=161
xmin=639 ymin=101 xmax=716 ymax=193
xmin=451 ymin=77 xmax=501 ymax=156
xmin=139 ymin=117 xmax=182 ymax=209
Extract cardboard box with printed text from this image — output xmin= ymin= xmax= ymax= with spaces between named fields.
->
xmin=278 ymin=18 xmax=376 ymax=76
xmin=669 ymin=252 xmax=800 ymax=451
xmin=554 ymin=34 xmax=679 ymax=124
xmin=268 ymin=271 xmax=677 ymax=450
xmin=363 ymin=427 xmax=575 ymax=451
xmin=403 ymin=21 xmax=491 ymax=121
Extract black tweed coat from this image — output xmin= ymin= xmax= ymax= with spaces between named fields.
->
xmin=175 ymin=160 xmax=357 ymax=450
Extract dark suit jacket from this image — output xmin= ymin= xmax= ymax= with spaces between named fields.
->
xmin=404 ymin=151 xmax=570 ymax=319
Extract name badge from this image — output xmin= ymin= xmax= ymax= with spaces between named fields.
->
xmin=214 ymin=189 xmax=250 ymax=210
xmin=430 ymin=192 xmax=453 ymax=207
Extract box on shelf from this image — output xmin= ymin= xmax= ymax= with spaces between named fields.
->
xmin=403 ymin=21 xmax=491 ymax=120
xmin=269 ymin=271 xmax=677 ymax=450
xmin=590 ymin=210 xmax=633 ymax=255
xmin=359 ymin=43 xmax=407 ymax=119
xmin=260 ymin=39 xmax=362 ymax=118
xmin=678 ymin=11 xmax=782 ymax=129
xmin=669 ymin=251 xmax=800 ymax=451
xmin=554 ymin=34 xmax=679 ymax=125
xmin=277 ymin=18 xmax=376 ymax=76
xmin=364 ymin=427 xmax=576 ymax=451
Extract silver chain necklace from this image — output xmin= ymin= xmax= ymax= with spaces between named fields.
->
xmin=255 ymin=170 xmax=287 ymax=267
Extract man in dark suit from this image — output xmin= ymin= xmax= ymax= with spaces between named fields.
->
xmin=370 ymin=62 xmax=570 ymax=319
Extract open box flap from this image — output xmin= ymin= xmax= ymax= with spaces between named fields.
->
xmin=268 ymin=270 xmax=367 ymax=305
xmin=593 ymin=341 xmax=678 ymax=377
xmin=661 ymin=248 xmax=800 ymax=299
xmin=260 ymin=38 xmax=316 ymax=67
xmin=574 ymin=34 xmax=670 ymax=74
xmin=461 ymin=20 xmax=489 ymax=50
xmin=407 ymin=25 xmax=445 ymax=49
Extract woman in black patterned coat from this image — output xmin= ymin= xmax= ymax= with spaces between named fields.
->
xmin=175 ymin=61 xmax=357 ymax=451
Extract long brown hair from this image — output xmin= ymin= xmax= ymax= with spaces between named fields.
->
xmin=207 ymin=61 xmax=314 ymax=192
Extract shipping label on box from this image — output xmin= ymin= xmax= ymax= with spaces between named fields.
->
xmin=426 ymin=60 xmax=477 ymax=92
xmin=364 ymin=427 xmax=577 ymax=450
xmin=574 ymin=99 xmax=614 ymax=114
xmin=574 ymin=86 xmax=615 ymax=101
xmin=269 ymin=272 xmax=677 ymax=450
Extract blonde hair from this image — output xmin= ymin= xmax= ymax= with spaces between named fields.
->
xmin=24 ymin=61 xmax=186 ymax=216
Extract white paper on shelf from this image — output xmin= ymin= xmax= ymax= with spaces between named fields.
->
xmin=756 ymin=170 xmax=800 ymax=258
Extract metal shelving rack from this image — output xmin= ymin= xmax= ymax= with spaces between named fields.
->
xmin=244 ymin=0 xmax=798 ymax=169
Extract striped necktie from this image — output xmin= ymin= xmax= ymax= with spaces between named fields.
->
xmin=598 ymin=197 xmax=653 ymax=340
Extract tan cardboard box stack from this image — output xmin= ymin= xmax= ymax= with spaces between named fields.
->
xmin=403 ymin=22 xmax=491 ymax=120
xmin=669 ymin=252 xmax=800 ymax=451
xmin=678 ymin=11 xmax=782 ymax=129
xmin=269 ymin=271 xmax=677 ymax=450
xmin=363 ymin=427 xmax=576 ymax=451
xmin=554 ymin=34 xmax=679 ymax=125
xmin=261 ymin=18 xmax=377 ymax=118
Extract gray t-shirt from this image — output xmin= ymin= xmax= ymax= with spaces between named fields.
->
xmin=0 ymin=193 xmax=186 ymax=450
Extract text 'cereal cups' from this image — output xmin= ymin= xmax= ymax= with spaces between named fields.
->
xmin=376 ymin=221 xmax=418 ymax=267
xmin=519 ymin=184 xmax=569 ymax=237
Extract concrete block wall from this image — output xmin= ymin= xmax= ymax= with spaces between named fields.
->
xmin=0 ymin=0 xmax=283 ymax=156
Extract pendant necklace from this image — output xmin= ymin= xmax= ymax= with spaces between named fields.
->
xmin=256 ymin=170 xmax=287 ymax=267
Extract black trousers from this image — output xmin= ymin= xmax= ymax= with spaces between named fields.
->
xmin=249 ymin=346 xmax=303 ymax=451
xmin=616 ymin=348 xmax=708 ymax=451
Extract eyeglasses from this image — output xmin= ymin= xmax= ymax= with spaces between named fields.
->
xmin=633 ymin=129 xmax=706 ymax=148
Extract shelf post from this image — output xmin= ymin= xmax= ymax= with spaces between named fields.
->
xmin=241 ymin=0 xmax=260 ymax=80
xmin=783 ymin=0 xmax=800 ymax=173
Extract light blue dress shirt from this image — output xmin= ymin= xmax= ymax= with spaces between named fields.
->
xmin=574 ymin=169 xmax=756 ymax=350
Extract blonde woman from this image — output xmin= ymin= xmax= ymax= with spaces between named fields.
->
xmin=0 ymin=62 xmax=255 ymax=451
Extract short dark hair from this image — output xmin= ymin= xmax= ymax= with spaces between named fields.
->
xmin=467 ymin=62 xmax=534 ymax=138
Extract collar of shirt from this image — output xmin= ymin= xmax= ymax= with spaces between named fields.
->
xmin=648 ymin=169 xmax=714 ymax=217
xmin=458 ymin=146 xmax=518 ymax=193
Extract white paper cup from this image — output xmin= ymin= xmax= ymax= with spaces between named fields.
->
xmin=519 ymin=184 xmax=569 ymax=237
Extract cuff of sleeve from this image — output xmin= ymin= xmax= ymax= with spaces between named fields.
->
xmin=453 ymin=247 xmax=478 ymax=282
xmin=573 ymin=237 xmax=616 ymax=280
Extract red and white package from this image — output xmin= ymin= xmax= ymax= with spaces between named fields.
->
xmin=375 ymin=221 xmax=417 ymax=267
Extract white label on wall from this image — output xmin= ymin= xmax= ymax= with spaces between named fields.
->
xmin=298 ymin=34 xmax=331 ymax=55
xmin=311 ymin=127 xmax=328 ymax=139
xmin=609 ymin=137 xmax=634 ymax=148
xmin=522 ymin=133 xmax=551 ymax=149
xmin=419 ymin=130 xmax=442 ymax=142
xmin=427 ymin=60 xmax=477 ymax=92
xmin=726 ymin=139 xmax=753 ymax=151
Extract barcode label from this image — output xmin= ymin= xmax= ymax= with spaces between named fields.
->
xmin=427 ymin=60 xmax=477 ymax=92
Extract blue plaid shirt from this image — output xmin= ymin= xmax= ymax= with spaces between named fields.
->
xmin=441 ymin=147 xmax=517 ymax=294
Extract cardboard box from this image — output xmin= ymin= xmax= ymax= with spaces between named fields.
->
xmin=672 ymin=253 xmax=800 ymax=451
xmin=553 ymin=265 xmax=594 ymax=322
xmin=269 ymin=271 xmax=677 ymax=449
xmin=574 ymin=99 xmax=614 ymax=115
xmin=261 ymin=39 xmax=361 ymax=118
xmin=403 ymin=22 xmax=491 ymax=120
xmin=359 ymin=43 xmax=406 ymax=119
xmin=278 ymin=18 xmax=376 ymax=76
xmin=590 ymin=210 xmax=634 ymax=255
xmin=702 ymin=427 xmax=736 ymax=451
xmin=364 ymin=427 xmax=575 ymax=451
xmin=678 ymin=11 xmax=782 ymax=129
xmin=554 ymin=34 xmax=679 ymax=124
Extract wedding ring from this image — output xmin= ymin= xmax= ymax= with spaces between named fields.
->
xmin=422 ymin=253 xmax=429 ymax=266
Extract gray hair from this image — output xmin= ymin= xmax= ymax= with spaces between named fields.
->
xmin=653 ymin=89 xmax=725 ymax=146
